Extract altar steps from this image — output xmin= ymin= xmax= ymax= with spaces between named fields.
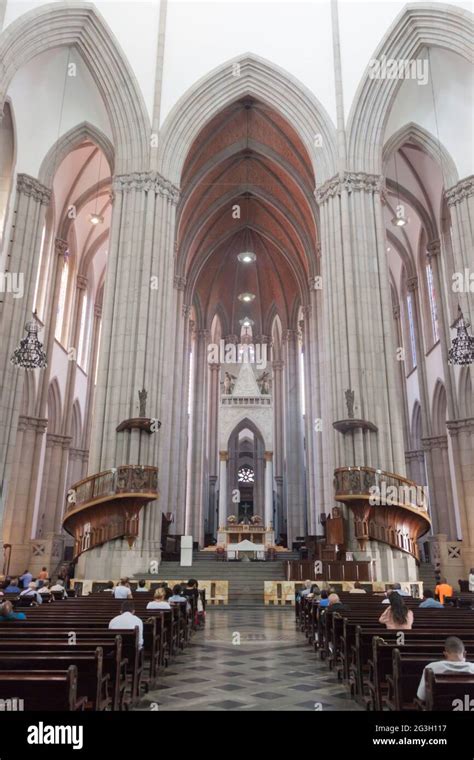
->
xmin=156 ymin=550 xmax=300 ymax=607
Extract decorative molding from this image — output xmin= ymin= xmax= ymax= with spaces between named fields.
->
xmin=447 ymin=418 xmax=474 ymax=435
xmin=94 ymin=304 xmax=102 ymax=318
xmin=174 ymin=274 xmax=186 ymax=291
xmin=219 ymin=451 xmax=229 ymax=462
xmin=264 ymin=451 xmax=273 ymax=462
xmin=392 ymin=304 xmax=401 ymax=319
xmin=426 ymin=239 xmax=441 ymax=259
xmin=445 ymin=175 xmax=474 ymax=207
xmin=315 ymin=172 xmax=384 ymax=204
xmin=54 ymin=238 xmax=69 ymax=258
xmin=113 ymin=171 xmax=180 ymax=204
xmin=405 ymin=449 xmax=425 ymax=461
xmin=17 ymin=416 xmax=48 ymax=434
xmin=17 ymin=173 xmax=51 ymax=205
xmin=272 ymin=360 xmax=285 ymax=371
xmin=46 ymin=433 xmax=73 ymax=449
xmin=421 ymin=435 xmax=448 ymax=451
xmin=76 ymin=275 xmax=88 ymax=291
xmin=182 ymin=304 xmax=191 ymax=319
xmin=407 ymin=276 xmax=418 ymax=292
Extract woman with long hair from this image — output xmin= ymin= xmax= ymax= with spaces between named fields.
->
xmin=379 ymin=591 xmax=414 ymax=629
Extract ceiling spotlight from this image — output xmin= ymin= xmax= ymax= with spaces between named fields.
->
xmin=240 ymin=317 xmax=254 ymax=328
xmin=238 ymin=251 xmax=256 ymax=263
xmin=89 ymin=213 xmax=104 ymax=225
xmin=238 ymin=292 xmax=255 ymax=303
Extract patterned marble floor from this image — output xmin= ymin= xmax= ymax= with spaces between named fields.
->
xmin=138 ymin=607 xmax=363 ymax=711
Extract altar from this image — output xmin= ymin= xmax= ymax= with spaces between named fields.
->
xmin=226 ymin=539 xmax=266 ymax=561
xmin=217 ymin=524 xmax=275 ymax=549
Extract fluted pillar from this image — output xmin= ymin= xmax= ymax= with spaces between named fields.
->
xmin=0 ymin=175 xmax=51 ymax=516
xmin=185 ymin=327 xmax=209 ymax=546
xmin=445 ymin=176 xmax=474 ymax=325
xmin=207 ymin=363 xmax=220 ymax=535
xmin=316 ymin=173 xmax=405 ymax=482
xmin=264 ymin=451 xmax=274 ymax=529
xmin=421 ymin=435 xmax=456 ymax=539
xmin=447 ymin=418 xmax=474 ymax=573
xmin=283 ymin=329 xmax=306 ymax=545
xmin=218 ymin=451 xmax=229 ymax=529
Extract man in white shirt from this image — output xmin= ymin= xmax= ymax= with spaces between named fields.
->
xmin=113 ymin=579 xmax=132 ymax=600
xmin=108 ymin=601 xmax=144 ymax=648
xmin=417 ymin=637 xmax=474 ymax=702
xmin=382 ymin=583 xmax=411 ymax=603
xmin=19 ymin=582 xmax=42 ymax=604
xmin=135 ymin=580 xmax=148 ymax=592
xmin=350 ymin=582 xmax=367 ymax=594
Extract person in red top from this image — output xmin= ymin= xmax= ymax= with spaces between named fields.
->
xmin=435 ymin=578 xmax=453 ymax=605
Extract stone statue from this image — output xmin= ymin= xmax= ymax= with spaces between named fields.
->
xmin=223 ymin=371 xmax=236 ymax=395
xmin=257 ymin=370 xmax=271 ymax=395
xmin=345 ymin=389 xmax=355 ymax=419
xmin=138 ymin=388 xmax=147 ymax=417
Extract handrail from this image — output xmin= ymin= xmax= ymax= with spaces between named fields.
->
xmin=64 ymin=464 xmax=158 ymax=517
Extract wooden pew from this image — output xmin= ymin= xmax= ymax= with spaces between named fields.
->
xmin=0 ymin=666 xmax=86 ymax=711
xmin=424 ymin=671 xmax=474 ymax=711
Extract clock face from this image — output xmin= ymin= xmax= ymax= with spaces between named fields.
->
xmin=238 ymin=466 xmax=255 ymax=484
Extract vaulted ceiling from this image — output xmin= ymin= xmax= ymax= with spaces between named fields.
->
xmin=176 ymin=98 xmax=319 ymax=335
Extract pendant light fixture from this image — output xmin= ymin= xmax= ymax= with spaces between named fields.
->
xmin=11 ymin=312 xmax=47 ymax=369
xmin=448 ymin=306 xmax=474 ymax=366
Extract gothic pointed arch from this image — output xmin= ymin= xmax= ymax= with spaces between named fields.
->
xmin=0 ymin=2 xmax=150 ymax=173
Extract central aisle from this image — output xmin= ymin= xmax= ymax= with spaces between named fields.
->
xmin=140 ymin=608 xmax=362 ymax=711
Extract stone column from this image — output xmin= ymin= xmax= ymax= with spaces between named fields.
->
xmin=83 ymin=172 xmax=180 ymax=577
xmin=447 ymin=418 xmax=474 ymax=574
xmin=36 ymin=433 xmax=72 ymax=538
xmin=283 ymin=328 xmax=306 ymax=546
xmin=253 ymin=436 xmax=264 ymax=520
xmin=445 ymin=176 xmax=474 ymax=325
xmin=218 ymin=452 xmax=228 ymax=529
xmin=207 ymin=363 xmax=220 ymax=535
xmin=185 ymin=327 xmax=209 ymax=546
xmin=171 ymin=304 xmax=193 ymax=534
xmin=316 ymin=173 xmax=405 ymax=481
xmin=264 ymin=451 xmax=274 ymax=529
xmin=421 ymin=435 xmax=456 ymax=539
xmin=2 ymin=415 xmax=47 ymax=574
xmin=0 ymin=175 xmax=51 ymax=516
xmin=272 ymin=360 xmax=285 ymax=535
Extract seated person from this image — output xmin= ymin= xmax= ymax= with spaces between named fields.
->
xmin=435 ymin=578 xmax=453 ymax=605
xmin=419 ymin=588 xmax=444 ymax=608
xmin=4 ymin=577 xmax=21 ymax=594
xmin=324 ymin=593 xmax=350 ymax=614
xmin=108 ymin=600 xmax=144 ymax=648
xmin=168 ymin=584 xmax=187 ymax=603
xmin=350 ymin=581 xmax=367 ymax=594
xmin=19 ymin=569 xmax=33 ymax=589
xmin=318 ymin=589 xmax=330 ymax=608
xmin=38 ymin=581 xmax=52 ymax=595
xmin=102 ymin=581 xmax=115 ymax=593
xmin=184 ymin=579 xmax=199 ymax=602
xmin=146 ymin=588 xmax=171 ymax=610
xmin=113 ymin=579 xmax=132 ymax=600
xmin=19 ymin=581 xmax=42 ymax=605
xmin=379 ymin=592 xmax=413 ymax=629
xmin=0 ymin=601 xmax=26 ymax=621
xmin=382 ymin=582 xmax=410 ymax=603
xmin=135 ymin=580 xmax=148 ymax=592
xmin=299 ymin=580 xmax=313 ymax=599
xmin=50 ymin=579 xmax=67 ymax=599
xmin=416 ymin=636 xmax=474 ymax=703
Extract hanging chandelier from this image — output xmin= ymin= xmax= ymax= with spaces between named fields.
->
xmin=10 ymin=313 xmax=47 ymax=370
xmin=448 ymin=306 xmax=474 ymax=366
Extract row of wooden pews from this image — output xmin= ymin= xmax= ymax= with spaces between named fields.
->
xmin=297 ymin=591 xmax=474 ymax=711
xmin=0 ymin=592 xmax=199 ymax=711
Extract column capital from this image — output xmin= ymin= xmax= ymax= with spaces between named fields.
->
xmin=219 ymin=451 xmax=229 ymax=462
xmin=174 ymin=274 xmax=186 ymax=291
xmin=112 ymin=171 xmax=180 ymax=204
xmin=18 ymin=415 xmax=48 ymax=433
xmin=392 ymin=304 xmax=401 ymax=320
xmin=94 ymin=303 xmax=102 ymax=318
xmin=284 ymin=329 xmax=299 ymax=343
xmin=314 ymin=172 xmax=384 ymax=205
xmin=405 ymin=449 xmax=425 ymax=461
xmin=76 ymin=274 xmax=88 ymax=291
xmin=445 ymin=175 xmax=474 ymax=207
xmin=224 ymin=334 xmax=239 ymax=345
xmin=446 ymin=417 xmax=474 ymax=435
xmin=421 ymin=435 xmax=448 ymax=451
xmin=17 ymin=173 xmax=51 ymax=205
xmin=407 ymin=275 xmax=418 ymax=292
xmin=272 ymin=360 xmax=285 ymax=371
xmin=182 ymin=304 xmax=192 ymax=319
xmin=46 ymin=433 xmax=73 ymax=449
xmin=264 ymin=451 xmax=273 ymax=462
xmin=54 ymin=238 xmax=69 ymax=258
xmin=209 ymin=362 xmax=221 ymax=373
xmin=426 ymin=240 xmax=441 ymax=259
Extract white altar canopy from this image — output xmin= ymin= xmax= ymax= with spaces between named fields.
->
xmin=226 ymin=539 xmax=265 ymax=560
